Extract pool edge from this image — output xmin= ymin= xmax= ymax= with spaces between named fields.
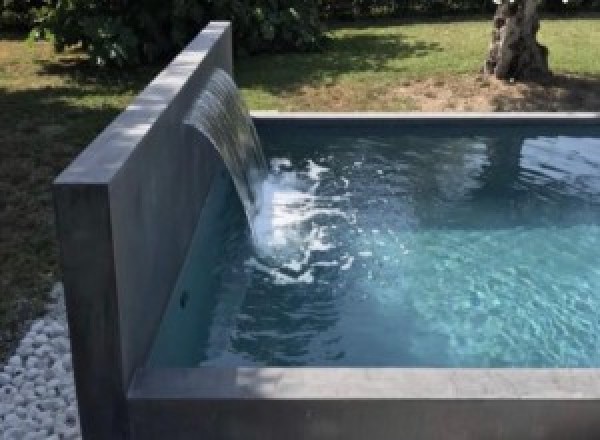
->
xmin=128 ymin=368 xmax=600 ymax=439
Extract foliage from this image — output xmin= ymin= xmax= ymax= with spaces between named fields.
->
xmin=321 ymin=0 xmax=599 ymax=18
xmin=9 ymin=0 xmax=600 ymax=66
xmin=31 ymin=0 xmax=325 ymax=67
xmin=214 ymin=0 xmax=324 ymax=54
xmin=0 ymin=0 xmax=45 ymax=29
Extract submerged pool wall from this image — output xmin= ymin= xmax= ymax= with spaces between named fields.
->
xmin=53 ymin=22 xmax=232 ymax=439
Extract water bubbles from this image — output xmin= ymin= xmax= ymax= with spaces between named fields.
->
xmin=248 ymin=157 xmax=353 ymax=285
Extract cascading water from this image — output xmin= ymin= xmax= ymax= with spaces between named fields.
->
xmin=185 ymin=68 xmax=268 ymax=235
xmin=185 ymin=68 xmax=350 ymax=276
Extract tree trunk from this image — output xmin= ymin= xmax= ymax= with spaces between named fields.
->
xmin=484 ymin=0 xmax=551 ymax=81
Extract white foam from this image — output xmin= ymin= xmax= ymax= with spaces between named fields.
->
xmin=245 ymin=258 xmax=315 ymax=285
xmin=340 ymin=254 xmax=354 ymax=271
xmin=251 ymin=165 xmax=346 ymax=261
xmin=306 ymin=160 xmax=329 ymax=181
xmin=271 ymin=157 xmax=292 ymax=172
xmin=244 ymin=158 xmax=355 ymax=284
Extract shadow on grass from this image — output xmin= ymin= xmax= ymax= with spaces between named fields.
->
xmin=36 ymin=56 xmax=159 ymax=89
xmin=0 ymin=83 xmax=140 ymax=360
xmin=236 ymin=33 xmax=442 ymax=95
xmin=327 ymin=14 xmax=493 ymax=30
xmin=0 ymin=31 xmax=30 ymax=42
xmin=491 ymin=74 xmax=600 ymax=112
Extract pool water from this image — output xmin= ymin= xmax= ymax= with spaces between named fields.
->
xmin=150 ymin=127 xmax=600 ymax=368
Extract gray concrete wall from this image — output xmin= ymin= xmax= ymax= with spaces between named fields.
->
xmin=54 ymin=21 xmax=233 ymax=439
xmin=128 ymin=367 xmax=600 ymax=440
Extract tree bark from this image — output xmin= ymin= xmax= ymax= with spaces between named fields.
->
xmin=484 ymin=0 xmax=551 ymax=81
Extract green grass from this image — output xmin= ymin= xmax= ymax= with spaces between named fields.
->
xmin=0 ymin=17 xmax=599 ymax=359
xmin=0 ymin=37 xmax=158 ymax=357
xmin=236 ymin=18 xmax=600 ymax=110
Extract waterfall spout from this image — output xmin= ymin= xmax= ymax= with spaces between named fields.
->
xmin=185 ymin=68 xmax=268 ymax=234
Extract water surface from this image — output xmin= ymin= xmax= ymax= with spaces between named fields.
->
xmin=150 ymin=128 xmax=600 ymax=368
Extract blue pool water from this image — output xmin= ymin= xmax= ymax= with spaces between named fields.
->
xmin=150 ymin=127 xmax=600 ymax=368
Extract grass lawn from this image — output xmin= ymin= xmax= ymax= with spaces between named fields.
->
xmin=0 ymin=37 xmax=158 ymax=357
xmin=0 ymin=17 xmax=599 ymax=359
xmin=237 ymin=17 xmax=600 ymax=111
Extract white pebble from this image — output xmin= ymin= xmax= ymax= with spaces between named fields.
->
xmin=41 ymin=415 xmax=55 ymax=431
xmin=51 ymin=360 xmax=66 ymax=377
xmin=0 ymin=283 xmax=80 ymax=439
xmin=33 ymin=334 xmax=49 ymax=346
xmin=24 ymin=431 xmax=47 ymax=440
xmin=31 ymin=320 xmax=45 ymax=334
xmin=4 ymin=427 xmax=25 ymax=440
xmin=13 ymin=393 xmax=26 ymax=406
xmin=8 ymin=355 xmax=21 ymax=367
xmin=34 ymin=385 xmax=47 ymax=397
xmin=15 ymin=405 xmax=28 ymax=419
xmin=62 ymin=354 xmax=73 ymax=372
xmin=0 ymin=385 xmax=17 ymax=402
xmin=25 ymin=356 xmax=39 ymax=369
xmin=16 ymin=342 xmax=34 ymax=357
xmin=4 ymin=411 xmax=22 ymax=425
xmin=22 ymin=389 xmax=37 ymax=402
xmin=25 ymin=367 xmax=41 ymax=381
xmin=47 ymin=322 xmax=66 ymax=337
xmin=54 ymin=337 xmax=71 ymax=353
xmin=0 ymin=402 xmax=10 ymax=416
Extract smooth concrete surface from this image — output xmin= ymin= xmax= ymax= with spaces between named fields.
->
xmin=128 ymin=368 xmax=600 ymax=440
xmin=130 ymin=368 xmax=600 ymax=400
xmin=54 ymin=21 xmax=232 ymax=439
xmin=252 ymin=111 xmax=600 ymax=136
xmin=128 ymin=400 xmax=600 ymax=440
xmin=251 ymin=111 xmax=600 ymax=120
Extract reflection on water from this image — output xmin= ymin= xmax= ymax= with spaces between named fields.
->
xmin=151 ymin=130 xmax=600 ymax=368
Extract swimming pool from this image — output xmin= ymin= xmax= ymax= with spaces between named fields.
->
xmin=54 ymin=21 xmax=600 ymax=440
xmin=149 ymin=123 xmax=600 ymax=369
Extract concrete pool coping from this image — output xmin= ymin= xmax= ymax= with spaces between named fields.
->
xmin=53 ymin=19 xmax=600 ymax=440
xmin=251 ymin=111 xmax=600 ymax=121
xmin=130 ymin=368 xmax=600 ymax=400
xmin=126 ymin=367 xmax=600 ymax=439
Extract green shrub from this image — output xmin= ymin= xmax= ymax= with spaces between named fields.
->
xmin=1 ymin=0 xmax=45 ymax=29
xmin=33 ymin=0 xmax=325 ymax=67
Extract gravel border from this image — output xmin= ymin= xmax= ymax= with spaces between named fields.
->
xmin=0 ymin=283 xmax=81 ymax=439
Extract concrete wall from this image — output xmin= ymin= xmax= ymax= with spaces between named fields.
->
xmin=53 ymin=21 xmax=233 ymax=439
xmin=128 ymin=367 xmax=600 ymax=440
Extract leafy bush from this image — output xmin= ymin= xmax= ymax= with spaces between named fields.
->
xmin=23 ymin=0 xmax=600 ymax=66
xmin=1 ymin=0 xmax=45 ymax=29
xmin=321 ymin=0 xmax=598 ymax=19
xmin=33 ymin=0 xmax=325 ymax=67
xmin=215 ymin=0 xmax=324 ymax=54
